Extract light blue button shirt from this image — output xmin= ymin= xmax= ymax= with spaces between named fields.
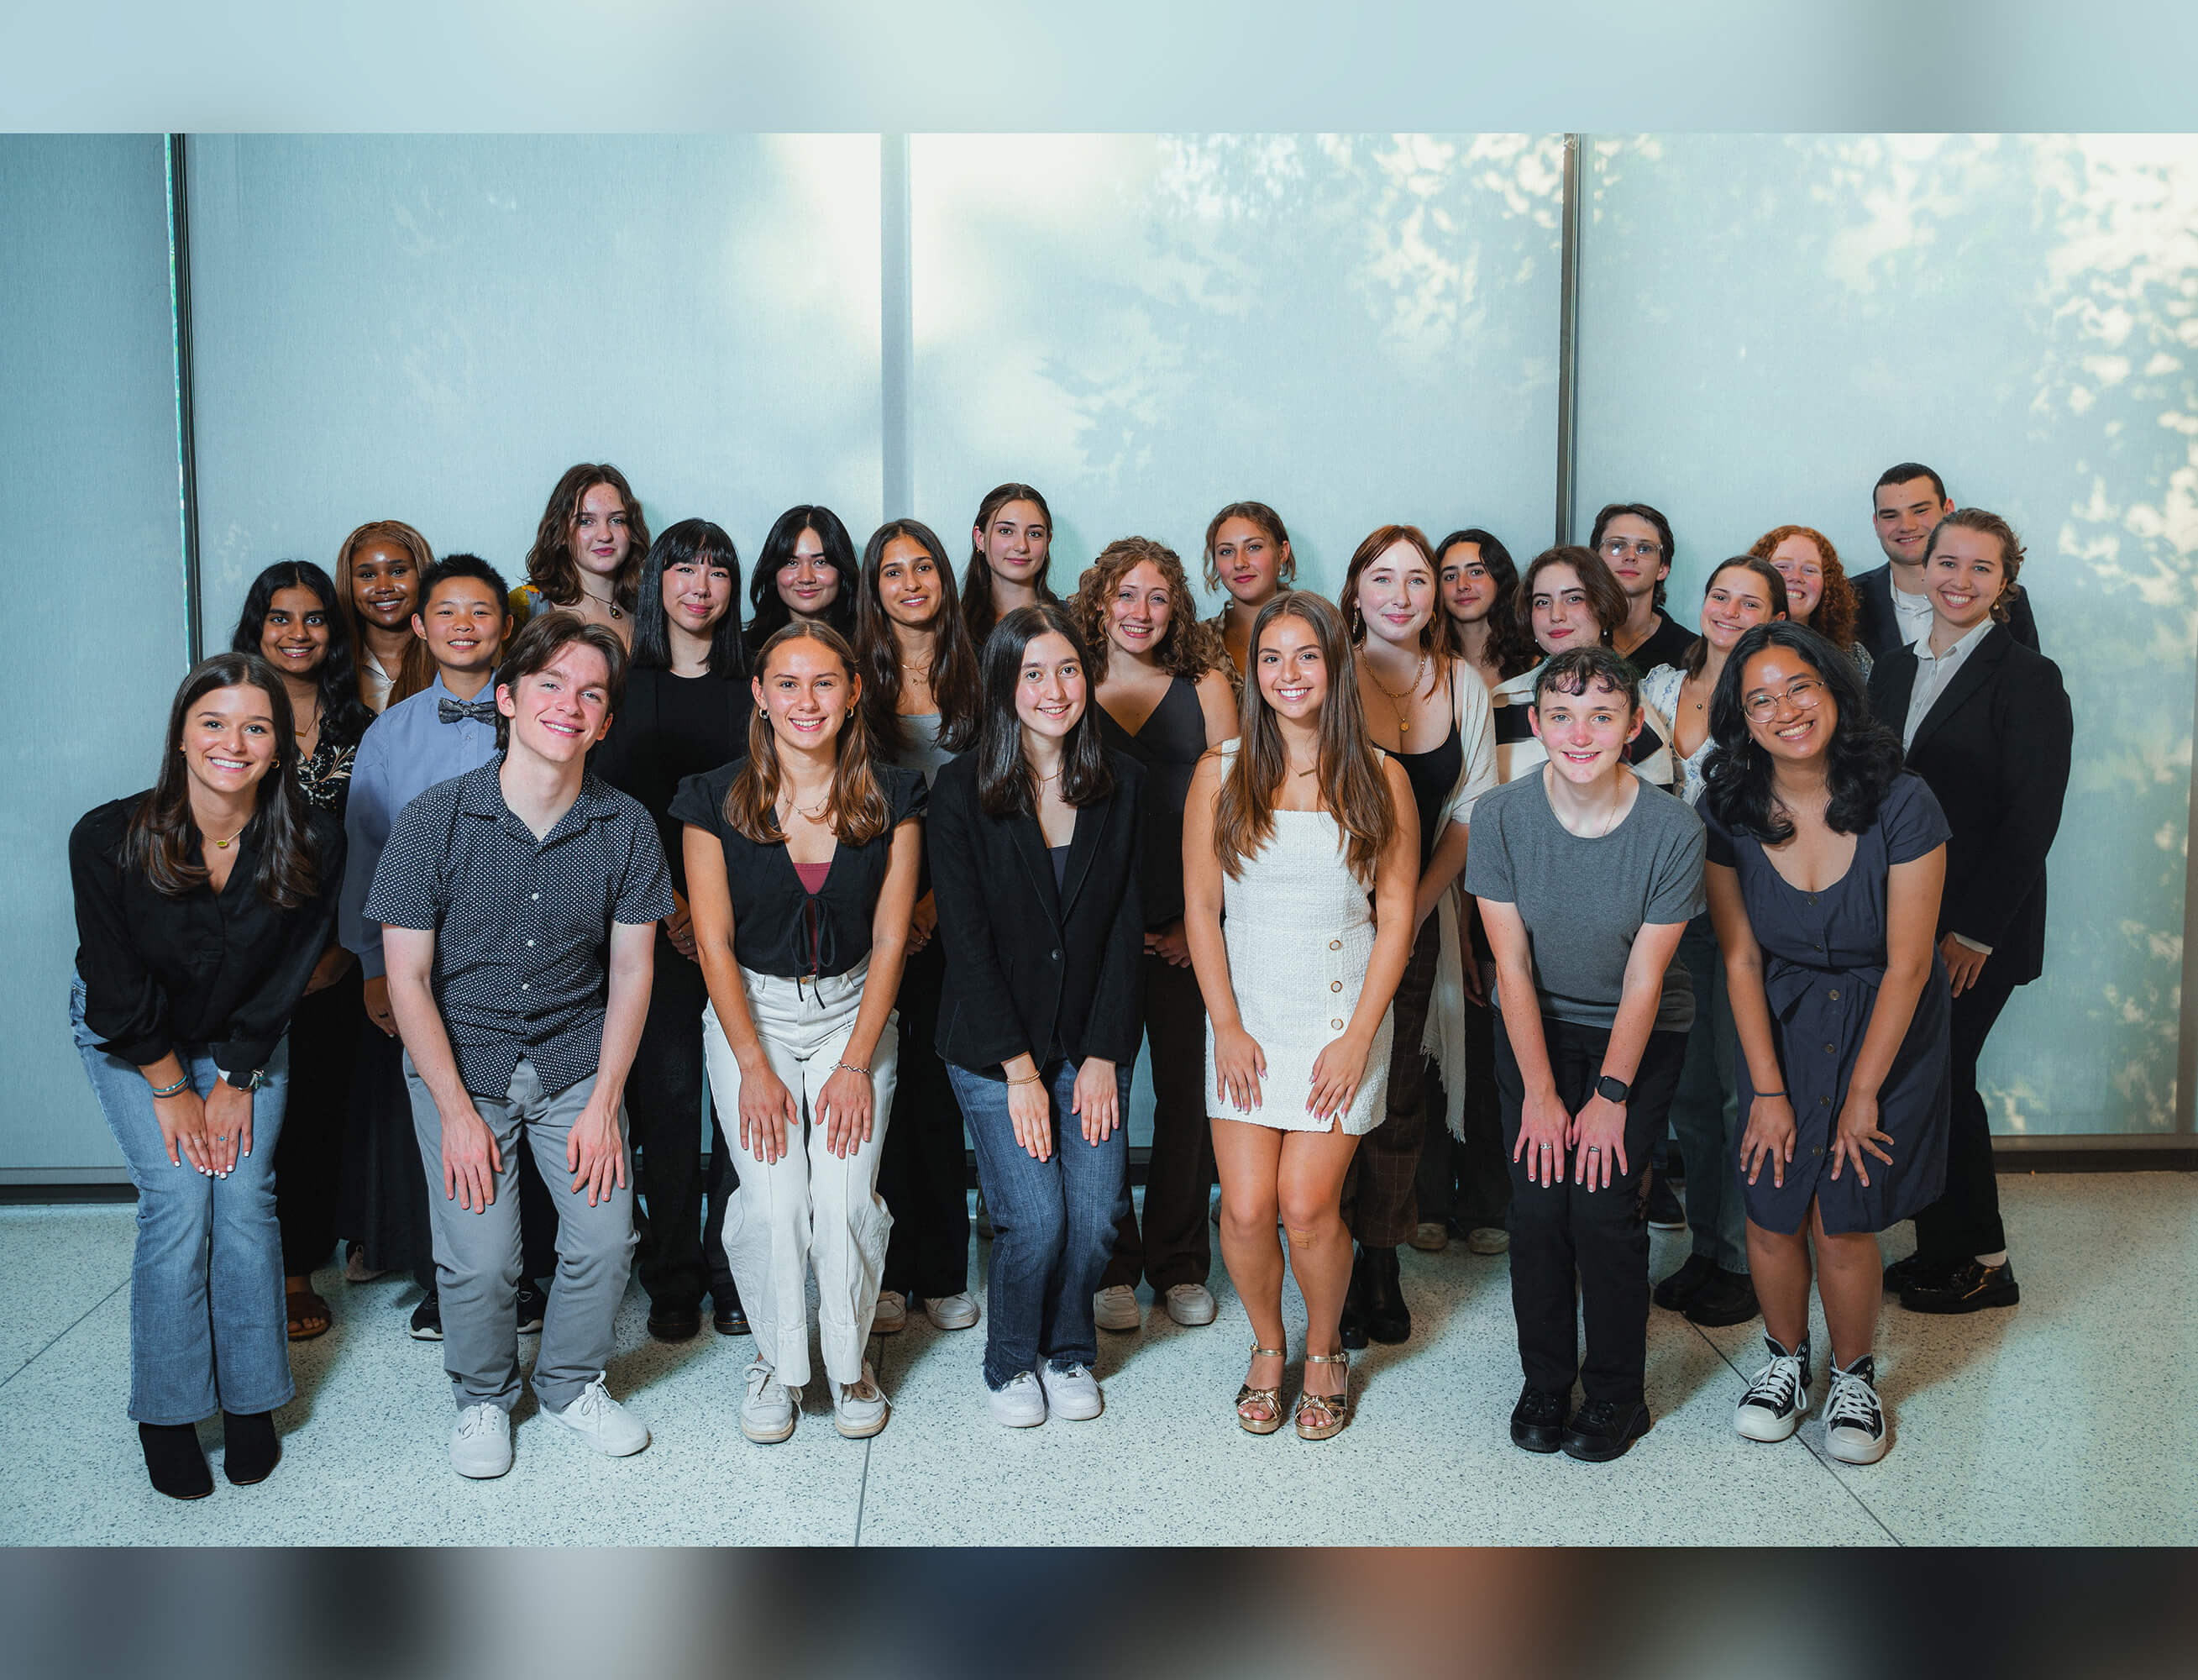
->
xmin=339 ymin=673 xmax=500 ymax=976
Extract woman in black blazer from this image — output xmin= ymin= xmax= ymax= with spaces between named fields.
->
xmin=929 ymin=603 xmax=1145 ymax=1429
xmin=1867 ymin=509 xmax=2070 ymax=1315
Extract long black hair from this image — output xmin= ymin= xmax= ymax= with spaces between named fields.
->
xmin=855 ymin=517 xmax=981 ymax=759
xmin=631 ymin=517 xmax=748 ymax=680
xmin=229 ymin=560 xmax=372 ymax=748
xmin=963 ymin=482 xmax=1057 ymax=646
xmin=1436 ymin=526 xmax=1539 ymax=679
xmin=1701 ymin=622 xmax=1903 ymax=843
xmin=973 ymin=602 xmax=1114 ymax=819
xmin=746 ymin=505 xmax=859 ymax=650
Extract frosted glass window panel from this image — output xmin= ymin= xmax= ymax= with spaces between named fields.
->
xmin=3 ymin=137 xmax=185 ymax=1177
xmin=911 ymin=134 xmax=1565 ymax=604
xmin=185 ymin=135 xmax=884 ymax=638
xmin=1576 ymin=134 xmax=2198 ymax=1133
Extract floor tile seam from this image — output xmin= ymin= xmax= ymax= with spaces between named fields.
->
xmin=0 ymin=1278 xmax=127 ymax=1394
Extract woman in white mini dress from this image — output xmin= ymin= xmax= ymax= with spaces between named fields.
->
xmin=1183 ymin=591 xmax=1419 ymax=1440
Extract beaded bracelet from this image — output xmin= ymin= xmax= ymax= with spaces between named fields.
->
xmin=150 ymin=1076 xmax=191 ymax=1099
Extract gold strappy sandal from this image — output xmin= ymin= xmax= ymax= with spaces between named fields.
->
xmin=1294 ymin=1351 xmax=1351 ymax=1440
xmin=1236 ymin=1342 xmax=1287 ymax=1435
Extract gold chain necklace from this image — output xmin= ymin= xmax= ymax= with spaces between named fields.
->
xmin=1367 ymin=648 xmax=1429 ymax=736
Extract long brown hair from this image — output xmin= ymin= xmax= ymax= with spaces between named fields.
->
xmin=1214 ymin=592 xmax=1395 ymax=885
xmin=335 ymin=517 xmax=436 ymax=709
xmin=723 ymin=622 xmax=893 ymax=846
xmin=1340 ymin=523 xmax=1445 ymax=654
xmin=963 ymin=482 xmax=1057 ymax=646
xmin=1435 ymin=527 xmax=1540 ymax=680
xmin=856 ymin=517 xmax=981 ymax=759
xmin=1069 ymin=535 xmax=1231 ymax=685
xmin=1682 ymin=557 xmax=1791 ymax=678
xmin=1200 ymin=501 xmax=1295 ymax=592
xmin=524 ymin=463 xmax=652 ymax=615
xmin=127 ymin=654 xmax=324 ymax=907
xmin=1748 ymin=523 xmax=1856 ymax=648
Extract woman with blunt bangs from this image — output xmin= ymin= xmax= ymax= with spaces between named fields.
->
xmin=1201 ymin=501 xmax=1296 ymax=679
xmin=676 ymin=622 xmax=924 ymax=1444
xmin=69 ymin=654 xmax=344 ymax=1498
xmin=1184 ymin=591 xmax=1418 ymax=1440
xmin=1703 ymin=622 xmax=1953 ymax=1463
xmin=928 ymin=604 xmax=1145 ymax=1429
xmin=746 ymin=505 xmax=860 ymax=653
xmin=512 ymin=463 xmax=652 ymax=648
xmin=1335 ymin=523 xmax=1498 ymax=1347
xmin=961 ymin=482 xmax=1058 ymax=648
xmin=856 ymin=517 xmax=985 ymax=1336
xmin=229 ymin=561 xmax=375 ymax=1341
xmin=1751 ymin=524 xmax=1870 ymax=676
xmin=334 ymin=518 xmax=434 ymax=713
xmin=593 ymin=518 xmax=754 ymax=1342
xmin=1070 ymin=537 xmax=1238 ymax=1336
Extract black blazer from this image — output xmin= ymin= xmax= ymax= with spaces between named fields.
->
xmin=928 ymin=748 xmax=1146 ymax=1076
xmin=1868 ymin=626 xmax=2070 ymax=985
xmin=1852 ymin=561 xmax=2038 ymax=659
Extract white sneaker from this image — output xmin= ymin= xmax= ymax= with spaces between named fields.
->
xmin=986 ymin=1369 xmax=1047 ymax=1427
xmin=1409 ymin=1221 xmax=1450 ymax=1252
xmin=449 ymin=1402 xmax=511 ymax=1479
xmin=923 ymin=1291 xmax=980 ymax=1331
xmin=1039 ymin=1360 xmax=1104 ymax=1420
xmin=1735 ymin=1336 xmax=1811 ymax=1442
xmin=1823 ymin=1355 xmax=1891 ymax=1464
xmin=742 ymin=1360 xmax=799 ymax=1444
xmin=873 ymin=1290 xmax=908 ymax=1335
xmin=1162 ymin=1283 xmax=1217 ymax=1326
xmin=543 ymin=1373 xmax=650 ymax=1457
xmin=1466 ymin=1226 xmax=1511 ymax=1255
xmin=833 ymin=1361 xmax=891 ymax=1439
xmin=1093 ymin=1284 xmax=1141 ymax=1331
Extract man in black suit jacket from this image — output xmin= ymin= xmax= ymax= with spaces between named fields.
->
xmin=1853 ymin=463 xmax=2040 ymax=658
xmin=1867 ymin=510 xmax=2070 ymax=1316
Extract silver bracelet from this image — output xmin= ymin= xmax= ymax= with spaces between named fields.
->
xmin=835 ymin=1061 xmax=870 ymax=1078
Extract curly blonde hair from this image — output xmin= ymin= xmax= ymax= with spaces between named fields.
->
xmin=1070 ymin=535 xmax=1231 ymax=684
xmin=1749 ymin=524 xmax=1857 ymax=650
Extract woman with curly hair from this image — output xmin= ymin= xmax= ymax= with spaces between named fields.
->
xmin=1070 ymin=537 xmax=1238 ymax=1335
xmin=1751 ymin=524 xmax=1870 ymax=676
xmin=511 ymin=464 xmax=651 ymax=648
xmin=1200 ymin=501 xmax=1295 ymax=678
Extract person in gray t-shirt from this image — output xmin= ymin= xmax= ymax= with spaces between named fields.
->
xmin=1462 ymin=647 xmax=1704 ymax=1464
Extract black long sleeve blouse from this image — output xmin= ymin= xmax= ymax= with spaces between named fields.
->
xmin=69 ymin=795 xmax=346 ymax=1080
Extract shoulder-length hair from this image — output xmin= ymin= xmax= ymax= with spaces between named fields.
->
xmin=1436 ymin=527 xmax=1539 ymax=679
xmin=724 ymin=622 xmax=893 ymax=846
xmin=855 ymin=517 xmax=982 ymax=759
xmin=746 ymin=504 xmax=860 ymax=650
xmin=1748 ymin=523 xmax=1855 ymax=650
xmin=973 ymin=602 xmax=1114 ymax=819
xmin=1341 ymin=523 xmax=1445 ymax=654
xmin=630 ymin=517 xmax=748 ymax=681
xmin=230 ymin=559 xmax=374 ymax=748
xmin=1588 ymin=501 xmax=1676 ymax=610
xmin=1515 ymin=545 xmax=1630 ymax=646
xmin=1681 ymin=556 xmax=1791 ymax=678
xmin=1069 ymin=534 xmax=1232 ymax=685
xmin=126 ymin=654 xmax=323 ymax=907
xmin=524 ymin=463 xmax=651 ymax=615
xmin=1200 ymin=500 xmax=1296 ymax=592
xmin=333 ymin=517 xmax=436 ymax=709
xmin=1701 ymin=622 xmax=1905 ymax=843
xmin=963 ymin=482 xmax=1057 ymax=647
xmin=1924 ymin=508 xmax=2028 ymax=622
xmin=1214 ymin=591 xmax=1397 ymax=885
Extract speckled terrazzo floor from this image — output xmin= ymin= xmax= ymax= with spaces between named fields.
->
xmin=2 ymin=1172 xmax=2190 ymax=1546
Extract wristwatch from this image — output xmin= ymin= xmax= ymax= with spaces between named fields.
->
xmin=1595 ymin=1074 xmax=1631 ymax=1104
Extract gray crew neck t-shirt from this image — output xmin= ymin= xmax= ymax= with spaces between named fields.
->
xmin=1462 ymin=769 xmax=1707 ymax=1033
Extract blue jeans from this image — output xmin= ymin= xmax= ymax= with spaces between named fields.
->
xmin=71 ymin=977 xmax=293 ymax=1425
xmin=949 ymin=1058 xmax=1129 ymax=1389
xmin=1671 ymin=915 xmax=1748 ymax=1273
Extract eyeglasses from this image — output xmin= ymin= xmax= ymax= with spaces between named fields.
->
xmin=1601 ymin=537 xmax=1664 ymax=562
xmin=1742 ymin=677 xmax=1827 ymax=722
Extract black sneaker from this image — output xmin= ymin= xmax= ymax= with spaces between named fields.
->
xmin=1881 ymin=1250 xmax=1944 ymax=1293
xmin=711 ymin=1291 xmax=750 ymax=1336
xmin=1652 ymin=1252 xmax=1718 ymax=1311
xmin=1509 ymin=1384 xmax=1570 ymax=1453
xmin=1683 ymin=1267 xmax=1761 ymax=1327
xmin=1901 ymin=1257 xmax=2019 ymax=1315
xmin=1823 ymin=1354 xmax=1891 ymax=1463
xmin=1734 ymin=1334 xmax=1811 ymax=1441
xmin=516 ymin=1283 xmax=548 ymax=1335
xmin=408 ymin=1292 xmax=443 ymax=1341
xmin=1561 ymin=1398 xmax=1652 ymax=1462
xmin=1644 ymin=1170 xmax=1687 ymax=1231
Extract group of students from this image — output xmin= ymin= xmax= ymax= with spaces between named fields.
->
xmin=66 ymin=459 xmax=2071 ymax=1497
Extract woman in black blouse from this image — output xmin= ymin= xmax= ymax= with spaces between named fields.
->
xmin=675 ymin=622 xmax=923 ymax=1445
xmin=593 ymin=518 xmax=754 ymax=1342
xmin=69 ymin=653 xmax=344 ymax=1499
xmin=229 ymin=561 xmax=371 ymax=1341
xmin=744 ymin=505 xmax=860 ymax=653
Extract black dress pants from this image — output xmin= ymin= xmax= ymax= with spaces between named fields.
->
xmin=628 ymin=930 xmax=738 ymax=1310
xmin=1911 ymin=963 xmax=2020 ymax=1265
xmin=1103 ymin=951 xmax=1214 ymax=1292
xmin=1415 ymin=985 xmax=1513 ymax=1232
xmin=1342 ymin=917 xmax=1440 ymax=1249
xmin=879 ymin=937 xmax=972 ymax=1299
xmin=276 ymin=961 xmax=361 ymax=1277
xmin=1495 ymin=1016 xmax=1687 ymax=1405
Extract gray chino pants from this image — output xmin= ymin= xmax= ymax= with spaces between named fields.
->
xmin=407 ymin=1055 xmax=638 ymax=1412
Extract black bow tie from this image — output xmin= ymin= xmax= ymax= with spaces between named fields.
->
xmin=438 ymin=697 xmax=498 ymax=725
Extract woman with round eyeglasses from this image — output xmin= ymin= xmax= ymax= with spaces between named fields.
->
xmin=746 ymin=506 xmax=860 ymax=653
xmin=1201 ymin=501 xmax=1295 ymax=679
xmin=1750 ymin=525 xmax=1871 ymax=677
xmin=1589 ymin=502 xmax=1696 ymax=675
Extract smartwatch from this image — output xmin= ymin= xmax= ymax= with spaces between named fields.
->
xmin=1595 ymin=1074 xmax=1630 ymax=1104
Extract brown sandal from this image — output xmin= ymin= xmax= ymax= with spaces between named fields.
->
xmin=1294 ymin=1351 xmax=1351 ymax=1440
xmin=1236 ymin=1342 xmax=1287 ymax=1435
xmin=286 ymin=1284 xmax=332 ymax=1341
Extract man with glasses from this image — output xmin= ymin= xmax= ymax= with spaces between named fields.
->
xmin=1853 ymin=463 xmax=2038 ymax=658
xmin=1590 ymin=503 xmax=1696 ymax=678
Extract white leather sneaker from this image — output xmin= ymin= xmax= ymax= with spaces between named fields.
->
xmin=543 ymin=1373 xmax=650 ymax=1457
xmin=873 ymin=1290 xmax=908 ymax=1334
xmin=1038 ymin=1360 xmax=1104 ymax=1421
xmin=833 ymin=1361 xmax=891 ymax=1439
xmin=986 ymin=1369 xmax=1047 ymax=1427
xmin=449 ymin=1402 xmax=511 ymax=1479
xmin=923 ymin=1291 xmax=980 ymax=1331
xmin=1162 ymin=1283 xmax=1217 ymax=1326
xmin=742 ymin=1361 xmax=798 ymax=1444
xmin=1093 ymin=1284 xmax=1141 ymax=1331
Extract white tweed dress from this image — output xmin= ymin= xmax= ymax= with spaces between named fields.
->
xmin=1205 ymin=743 xmax=1394 ymax=1135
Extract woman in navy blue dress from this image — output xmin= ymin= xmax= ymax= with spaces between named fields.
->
xmin=1700 ymin=623 xmax=1950 ymax=1467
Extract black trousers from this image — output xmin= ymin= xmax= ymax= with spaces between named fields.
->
xmin=1911 ymin=963 xmax=2020 ymax=1264
xmin=879 ymin=937 xmax=972 ymax=1299
xmin=1342 ymin=917 xmax=1440 ymax=1248
xmin=276 ymin=961 xmax=361 ymax=1277
xmin=1415 ymin=985 xmax=1513 ymax=1231
xmin=627 ymin=930 xmax=738 ymax=1310
xmin=1495 ymin=1016 xmax=1687 ymax=1406
xmin=1103 ymin=950 xmax=1214 ymax=1292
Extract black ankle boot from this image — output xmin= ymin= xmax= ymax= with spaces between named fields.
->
xmin=1363 ymin=1245 xmax=1411 ymax=1344
xmin=221 ymin=1410 xmax=281 ymax=1486
xmin=1339 ymin=1247 xmax=1371 ymax=1351
xmin=139 ymin=1422 xmax=213 ymax=1500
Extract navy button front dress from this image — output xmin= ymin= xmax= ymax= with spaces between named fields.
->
xmin=1702 ymin=772 xmax=1954 ymax=1236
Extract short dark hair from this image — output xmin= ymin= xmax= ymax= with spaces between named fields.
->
xmin=418 ymin=553 xmax=511 ymax=617
xmin=973 ymin=602 xmax=1113 ymax=819
xmin=1875 ymin=462 xmax=1949 ymax=504
xmin=1588 ymin=501 xmax=1676 ymax=610
xmin=492 ymin=609 xmax=628 ymax=750
xmin=631 ymin=517 xmax=748 ymax=680
xmin=1516 ymin=545 xmax=1629 ymax=647
xmin=1682 ymin=556 xmax=1791 ymax=679
xmin=1701 ymin=622 xmax=1902 ymax=843
xmin=1533 ymin=645 xmax=1640 ymax=717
